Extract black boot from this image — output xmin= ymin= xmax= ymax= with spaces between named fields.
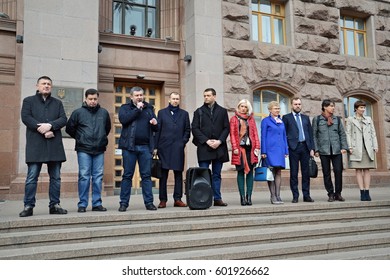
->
xmin=246 ymin=194 xmax=252 ymax=206
xmin=360 ymin=190 xmax=366 ymax=201
xmin=365 ymin=190 xmax=371 ymax=201
xmin=240 ymin=195 xmax=246 ymax=206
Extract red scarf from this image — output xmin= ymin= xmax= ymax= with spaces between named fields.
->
xmin=236 ymin=112 xmax=250 ymax=174
xmin=321 ymin=112 xmax=333 ymax=126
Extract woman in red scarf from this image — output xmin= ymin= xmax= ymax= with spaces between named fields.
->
xmin=230 ymin=99 xmax=260 ymax=206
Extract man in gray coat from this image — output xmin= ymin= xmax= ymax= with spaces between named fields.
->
xmin=312 ymin=99 xmax=348 ymax=202
xmin=19 ymin=76 xmax=68 ymax=217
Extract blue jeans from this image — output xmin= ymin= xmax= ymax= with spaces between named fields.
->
xmin=199 ymin=159 xmax=223 ymax=201
xmin=120 ymin=146 xmax=154 ymax=207
xmin=77 ymin=152 xmax=104 ymax=208
xmin=24 ymin=162 xmax=62 ymax=208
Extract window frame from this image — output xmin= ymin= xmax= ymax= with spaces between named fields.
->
xmin=251 ymin=0 xmax=286 ymax=45
xmin=112 ymin=0 xmax=159 ymax=37
xmin=340 ymin=15 xmax=367 ymax=57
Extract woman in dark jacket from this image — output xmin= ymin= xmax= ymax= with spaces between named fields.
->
xmin=230 ymin=99 xmax=260 ymax=206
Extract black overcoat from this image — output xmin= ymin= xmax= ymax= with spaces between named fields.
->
xmin=21 ymin=92 xmax=67 ymax=163
xmin=155 ymin=106 xmax=191 ymax=171
xmin=191 ymin=102 xmax=230 ymax=163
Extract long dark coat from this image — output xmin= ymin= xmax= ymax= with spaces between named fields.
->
xmin=155 ymin=106 xmax=191 ymax=171
xmin=21 ymin=92 xmax=67 ymax=163
xmin=191 ymin=102 xmax=230 ymax=163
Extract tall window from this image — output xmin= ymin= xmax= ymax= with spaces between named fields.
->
xmin=253 ymin=89 xmax=289 ymax=133
xmin=113 ymin=0 xmax=158 ymax=37
xmin=251 ymin=0 xmax=286 ymax=45
xmin=340 ymin=15 xmax=367 ymax=57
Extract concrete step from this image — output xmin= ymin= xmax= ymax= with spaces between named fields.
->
xmin=1 ymin=208 xmax=389 ymax=250
xmin=1 ymin=217 xmax=389 ymax=259
xmin=290 ymin=247 xmax=390 ymax=260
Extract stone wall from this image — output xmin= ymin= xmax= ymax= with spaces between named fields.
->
xmin=222 ymin=0 xmax=390 ymax=169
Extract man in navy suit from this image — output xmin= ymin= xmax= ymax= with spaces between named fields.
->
xmin=282 ymin=98 xmax=315 ymax=203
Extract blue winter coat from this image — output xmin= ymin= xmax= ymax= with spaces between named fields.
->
xmin=260 ymin=115 xmax=289 ymax=167
xmin=155 ymin=106 xmax=191 ymax=171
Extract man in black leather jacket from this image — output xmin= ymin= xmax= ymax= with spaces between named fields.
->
xmin=66 ymin=88 xmax=111 ymax=213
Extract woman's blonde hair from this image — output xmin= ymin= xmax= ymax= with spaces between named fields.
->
xmin=237 ymin=99 xmax=253 ymax=115
xmin=268 ymin=101 xmax=280 ymax=110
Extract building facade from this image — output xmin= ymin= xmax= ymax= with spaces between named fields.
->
xmin=0 ymin=0 xmax=389 ymax=200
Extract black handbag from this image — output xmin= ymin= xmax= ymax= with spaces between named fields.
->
xmin=309 ymin=156 xmax=318 ymax=178
xmin=151 ymin=155 xmax=162 ymax=179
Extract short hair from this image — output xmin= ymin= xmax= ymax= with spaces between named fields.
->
xmin=85 ymin=88 xmax=99 ymax=98
xmin=268 ymin=101 xmax=280 ymax=110
xmin=203 ymin=88 xmax=216 ymax=96
xmin=130 ymin=86 xmax=144 ymax=95
xmin=321 ymin=99 xmax=335 ymax=112
xmin=37 ymin=76 xmax=52 ymax=84
xmin=237 ymin=99 xmax=253 ymax=115
xmin=170 ymin=92 xmax=180 ymax=97
xmin=354 ymin=100 xmax=366 ymax=111
xmin=291 ymin=97 xmax=301 ymax=104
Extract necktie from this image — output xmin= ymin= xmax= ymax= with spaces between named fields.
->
xmin=295 ymin=113 xmax=305 ymax=142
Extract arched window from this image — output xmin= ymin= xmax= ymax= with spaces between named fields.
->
xmin=343 ymin=96 xmax=373 ymax=118
xmin=253 ymin=88 xmax=290 ymax=133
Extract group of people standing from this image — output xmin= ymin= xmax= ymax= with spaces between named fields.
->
xmin=18 ymin=77 xmax=378 ymax=217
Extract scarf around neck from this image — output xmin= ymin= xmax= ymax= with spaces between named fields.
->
xmin=321 ymin=111 xmax=334 ymax=126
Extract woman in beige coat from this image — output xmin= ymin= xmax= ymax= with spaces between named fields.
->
xmin=346 ymin=100 xmax=378 ymax=201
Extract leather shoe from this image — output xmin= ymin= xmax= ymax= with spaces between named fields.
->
xmin=214 ymin=200 xmax=228 ymax=206
xmin=303 ymin=196 xmax=314 ymax=202
xmin=328 ymin=194 xmax=335 ymax=202
xmin=158 ymin=201 xmax=166 ymax=208
xmin=291 ymin=198 xmax=298 ymax=203
xmin=92 ymin=205 xmax=107 ymax=211
xmin=174 ymin=200 xmax=187 ymax=207
xmin=334 ymin=194 xmax=345 ymax=201
xmin=19 ymin=206 xmax=33 ymax=217
xmin=145 ymin=204 xmax=157 ymax=211
xmin=77 ymin=207 xmax=86 ymax=213
xmin=118 ymin=204 xmax=127 ymax=212
xmin=49 ymin=204 xmax=68 ymax=215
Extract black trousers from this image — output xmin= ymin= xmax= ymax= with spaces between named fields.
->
xmin=289 ymin=142 xmax=311 ymax=199
xmin=319 ymin=154 xmax=343 ymax=195
xmin=159 ymin=168 xmax=183 ymax=202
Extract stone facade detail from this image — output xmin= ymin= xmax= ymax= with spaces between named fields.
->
xmin=222 ymin=0 xmax=390 ymax=169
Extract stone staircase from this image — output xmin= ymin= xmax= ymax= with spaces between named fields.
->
xmin=1 ymin=199 xmax=390 ymax=260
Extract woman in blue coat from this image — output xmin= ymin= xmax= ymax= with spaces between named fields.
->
xmin=261 ymin=101 xmax=289 ymax=204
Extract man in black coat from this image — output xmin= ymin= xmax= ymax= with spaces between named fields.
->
xmin=282 ymin=98 xmax=315 ymax=203
xmin=19 ymin=76 xmax=68 ymax=217
xmin=155 ymin=92 xmax=191 ymax=208
xmin=192 ymin=88 xmax=230 ymax=206
xmin=66 ymin=88 xmax=111 ymax=213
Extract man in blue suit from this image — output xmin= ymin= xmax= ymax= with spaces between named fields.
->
xmin=282 ymin=98 xmax=315 ymax=203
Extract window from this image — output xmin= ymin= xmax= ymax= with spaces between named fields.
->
xmin=340 ymin=16 xmax=367 ymax=57
xmin=253 ymin=89 xmax=289 ymax=133
xmin=344 ymin=96 xmax=373 ymax=118
xmin=251 ymin=0 xmax=286 ymax=45
xmin=113 ymin=0 xmax=158 ymax=37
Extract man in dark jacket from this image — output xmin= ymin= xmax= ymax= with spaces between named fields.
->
xmin=19 ymin=76 xmax=68 ymax=217
xmin=66 ymin=88 xmax=111 ymax=213
xmin=282 ymin=98 xmax=315 ymax=203
xmin=155 ymin=92 xmax=191 ymax=208
xmin=192 ymin=88 xmax=230 ymax=206
xmin=117 ymin=86 xmax=159 ymax=211
xmin=312 ymin=99 xmax=348 ymax=202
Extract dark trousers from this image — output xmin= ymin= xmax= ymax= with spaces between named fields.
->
xmin=159 ymin=168 xmax=183 ymax=202
xmin=319 ymin=154 xmax=343 ymax=195
xmin=289 ymin=142 xmax=311 ymax=199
